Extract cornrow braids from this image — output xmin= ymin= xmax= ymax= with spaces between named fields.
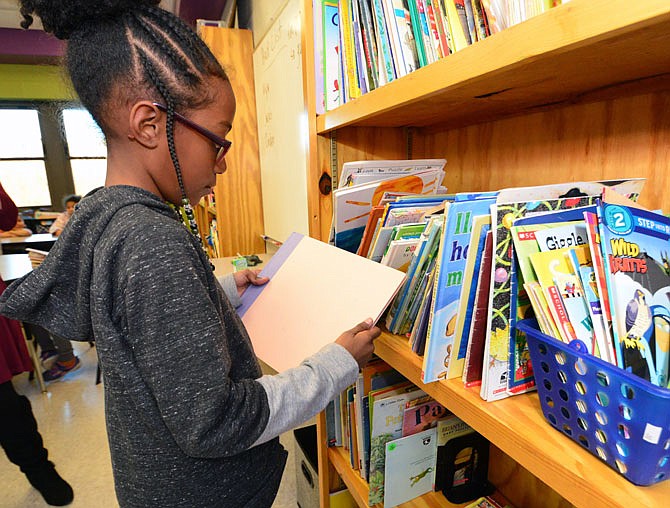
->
xmin=18 ymin=0 xmax=228 ymax=246
xmin=137 ymin=50 xmax=202 ymax=245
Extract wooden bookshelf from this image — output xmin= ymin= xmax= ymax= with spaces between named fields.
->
xmin=316 ymin=1 xmax=670 ymax=134
xmin=327 ymin=445 xmax=471 ymax=508
xmin=199 ymin=27 xmax=266 ymax=257
xmin=300 ymin=1 xmax=670 ymax=507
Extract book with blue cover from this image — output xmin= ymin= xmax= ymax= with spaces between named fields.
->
xmin=422 ymin=193 xmax=496 ymax=383
xmin=598 ymin=195 xmax=670 ymax=387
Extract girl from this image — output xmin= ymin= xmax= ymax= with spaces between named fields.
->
xmin=1 ymin=1 xmax=380 ymax=507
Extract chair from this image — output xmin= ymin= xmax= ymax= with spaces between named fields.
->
xmin=20 ymin=324 xmax=47 ymax=393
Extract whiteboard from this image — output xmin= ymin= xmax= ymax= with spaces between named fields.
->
xmin=253 ymin=0 xmax=309 ymax=242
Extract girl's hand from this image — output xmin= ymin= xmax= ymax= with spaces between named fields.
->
xmin=335 ymin=318 xmax=381 ymax=368
xmin=233 ymin=269 xmax=269 ymax=297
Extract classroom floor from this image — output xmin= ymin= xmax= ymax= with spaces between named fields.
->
xmin=1 ymin=341 xmax=300 ymax=508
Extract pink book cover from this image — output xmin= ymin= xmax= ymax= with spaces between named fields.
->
xmin=238 ymin=232 xmax=407 ymax=372
xmin=401 ymin=397 xmax=448 ymax=436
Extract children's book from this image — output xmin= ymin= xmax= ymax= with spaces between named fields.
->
xmin=567 ymin=246 xmax=614 ymax=363
xmin=333 ymin=170 xmax=443 ymax=252
xmin=529 ymin=246 xmax=595 ymax=351
xmin=323 ymin=0 xmax=341 ymax=111
xmin=482 ymin=179 xmax=645 ymax=401
xmin=423 ymin=193 xmax=496 ymax=383
xmin=598 ymin=200 xmax=670 ymax=386
xmin=387 ymin=214 xmax=445 ymax=334
xmin=356 ymin=204 xmax=387 ymax=257
xmin=368 ymin=386 xmax=425 ymax=505
xmin=401 ymin=395 xmax=448 ymax=436
xmin=381 ymin=237 xmax=421 ymax=272
xmin=339 ymin=159 xmax=446 ymax=189
xmin=238 ymin=232 xmax=406 ymax=372
xmin=447 ymin=213 xmax=492 ymax=379
xmin=463 ymin=230 xmax=493 ymax=387
xmin=409 ymin=269 xmax=436 ymax=354
xmin=383 ymin=427 xmax=438 ymax=507
xmin=391 ymin=0 xmax=420 ymax=73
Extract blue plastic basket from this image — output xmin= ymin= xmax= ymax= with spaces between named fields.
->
xmin=517 ymin=319 xmax=670 ymax=486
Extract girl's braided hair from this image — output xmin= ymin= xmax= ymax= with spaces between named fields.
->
xmin=19 ymin=1 xmax=228 ymax=206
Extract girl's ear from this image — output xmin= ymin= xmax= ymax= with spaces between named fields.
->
xmin=127 ymin=101 xmax=162 ymax=148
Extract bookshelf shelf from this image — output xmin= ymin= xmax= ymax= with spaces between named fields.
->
xmin=303 ymin=0 xmax=670 ymax=506
xmin=373 ymin=332 xmax=669 ymax=508
xmin=328 ymin=445 xmax=470 ymax=508
xmin=315 ymin=0 xmax=670 ymax=134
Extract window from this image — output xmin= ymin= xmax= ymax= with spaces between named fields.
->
xmin=0 ymin=103 xmax=108 ymax=209
xmin=0 ymin=109 xmax=51 ymax=207
xmin=62 ymin=108 xmax=107 ymax=196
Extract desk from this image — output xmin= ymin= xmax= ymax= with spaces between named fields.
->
xmin=0 ymin=233 xmax=58 ymax=255
xmin=211 ymin=253 xmax=272 ymax=277
xmin=0 ymin=254 xmax=33 ymax=282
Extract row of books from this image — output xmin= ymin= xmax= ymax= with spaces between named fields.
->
xmin=331 ymin=162 xmax=669 ymax=400
xmin=326 ymin=358 xmax=496 ymax=506
xmin=313 ymin=0 xmax=568 ymax=113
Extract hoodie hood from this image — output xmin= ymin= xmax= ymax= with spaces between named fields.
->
xmin=0 ymin=185 xmax=178 ymax=341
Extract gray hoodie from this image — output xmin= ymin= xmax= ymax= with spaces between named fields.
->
xmin=0 ymin=185 xmax=358 ymax=507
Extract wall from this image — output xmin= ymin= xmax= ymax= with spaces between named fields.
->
xmin=251 ymin=0 xmax=309 ymax=241
xmin=0 ymin=64 xmax=74 ymax=100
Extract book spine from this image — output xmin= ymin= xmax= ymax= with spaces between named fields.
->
xmin=381 ymin=0 xmax=407 ymax=77
xmin=339 ymin=0 xmax=361 ymax=99
xmin=416 ymin=0 xmax=438 ymax=63
xmin=350 ymin=0 xmax=369 ymax=94
xmin=371 ymin=0 xmax=397 ymax=83
xmin=407 ymin=0 xmax=427 ymax=67
xmin=358 ymin=0 xmax=380 ymax=90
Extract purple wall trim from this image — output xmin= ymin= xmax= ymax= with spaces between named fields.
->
xmin=0 ymin=28 xmax=64 ymax=60
xmin=177 ymin=0 xmax=228 ymax=27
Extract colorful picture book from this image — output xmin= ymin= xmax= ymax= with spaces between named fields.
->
xmin=598 ymin=200 xmax=670 ymax=387
xmin=422 ymin=193 xmax=497 ymax=383
xmin=401 ymin=395 xmax=448 ymax=436
xmin=333 ymin=168 xmax=444 ymax=252
xmin=368 ymin=385 xmax=425 ymax=505
xmin=482 ymin=179 xmax=646 ymax=401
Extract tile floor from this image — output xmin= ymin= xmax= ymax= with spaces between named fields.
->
xmin=1 ymin=341 xmax=300 ymax=508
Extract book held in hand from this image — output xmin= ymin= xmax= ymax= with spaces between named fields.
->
xmin=238 ymin=232 xmax=406 ymax=372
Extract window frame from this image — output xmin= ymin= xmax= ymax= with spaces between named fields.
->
xmin=0 ymin=100 xmax=106 ymax=211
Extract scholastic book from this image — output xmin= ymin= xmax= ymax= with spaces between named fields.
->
xmin=422 ymin=193 xmax=496 ymax=383
xmin=567 ymin=246 xmax=615 ymax=363
xmin=529 ymin=246 xmax=595 ymax=351
xmin=383 ymin=427 xmax=438 ymax=507
xmin=482 ymin=179 xmax=645 ymax=401
xmin=598 ymin=201 xmax=670 ymax=386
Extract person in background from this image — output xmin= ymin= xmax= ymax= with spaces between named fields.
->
xmin=48 ymin=194 xmax=81 ymax=237
xmin=28 ymin=324 xmax=80 ymax=383
xmin=0 ymin=182 xmax=73 ymax=506
xmin=0 ymin=215 xmax=33 ymax=238
xmin=2 ymin=2 xmax=380 ymax=508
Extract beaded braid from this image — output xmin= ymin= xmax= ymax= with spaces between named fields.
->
xmin=136 ymin=50 xmax=204 ymax=248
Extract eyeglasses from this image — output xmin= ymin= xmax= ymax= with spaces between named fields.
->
xmin=153 ymin=102 xmax=232 ymax=164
